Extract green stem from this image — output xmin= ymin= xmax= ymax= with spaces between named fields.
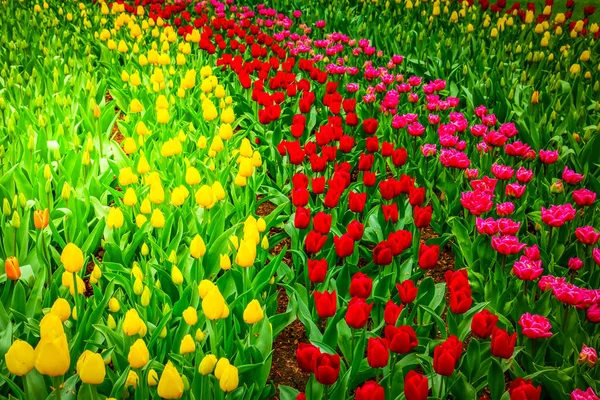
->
xmin=41 ymin=233 xmax=52 ymax=287
xmin=53 ymin=377 xmax=62 ymax=400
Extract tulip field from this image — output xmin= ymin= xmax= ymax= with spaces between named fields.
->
xmin=1 ymin=0 xmax=600 ymax=398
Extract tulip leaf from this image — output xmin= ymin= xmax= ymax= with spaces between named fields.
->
xmin=419 ymin=305 xmax=448 ymax=340
xmin=488 ymin=358 xmax=505 ymax=400
xmin=278 ymin=385 xmax=300 ymax=400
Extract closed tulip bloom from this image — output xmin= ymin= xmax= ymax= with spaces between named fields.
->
xmin=195 ymin=185 xmax=214 ymax=208
xmin=490 ymin=327 xmax=517 ymax=359
xmin=355 ymin=380 xmax=385 ymax=400
xmin=312 ymin=353 xmax=341 ymax=385
xmin=202 ymin=287 xmax=226 ymax=320
xmin=180 ymin=334 xmax=196 ymax=355
xmin=296 ymin=343 xmax=320 ymax=372
xmin=508 ymin=378 xmax=541 ymax=400
xmin=148 ymin=369 xmax=159 ymax=386
xmin=171 ymin=265 xmax=183 ymax=285
xmin=50 ymin=298 xmax=71 ymax=322
xmin=107 ymin=207 xmax=124 ymax=229
xmin=384 ymin=300 xmax=403 ymax=326
xmin=5 ymin=257 xmax=21 ymax=280
xmin=183 ymin=307 xmax=198 ymax=325
xmin=123 ymin=309 xmax=143 ymax=336
xmin=5 ymin=340 xmax=35 ymax=376
xmin=345 ymin=297 xmax=373 ymax=329
xmin=199 ymin=354 xmax=218 ymax=375
xmin=61 ymin=243 xmax=84 ymax=273
xmin=384 ymin=325 xmax=418 ymax=354
xmin=397 ymin=280 xmax=418 ymax=304
xmin=214 ymin=358 xmax=230 ymax=379
xmin=157 ymin=361 xmax=184 ymax=399
xmin=77 ymin=351 xmax=106 ymax=384
xmin=471 ymin=310 xmax=498 ymax=338
xmin=128 ymin=339 xmax=149 ymax=368
xmin=219 ymin=365 xmax=239 ymax=392
xmin=243 ymin=300 xmax=264 ymax=324
xmin=314 ymin=290 xmax=337 ymax=318
xmin=34 ymin=335 xmax=70 ymax=376
xmin=367 ymin=337 xmax=389 ymax=368
xmin=190 ymin=235 xmax=206 ymax=258
xmin=236 ymin=239 xmax=256 ymax=267
xmin=198 ymin=280 xmax=216 ymax=299
xmin=34 ymin=208 xmax=50 ymax=229
xmin=404 ymin=370 xmax=429 ymax=400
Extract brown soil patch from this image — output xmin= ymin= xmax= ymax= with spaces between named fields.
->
xmin=256 ymin=194 xmax=277 ymax=217
xmin=269 ymin=288 xmax=310 ymax=399
xmin=421 ymin=226 xmax=455 ymax=284
xmin=83 ymin=247 xmax=105 ymax=298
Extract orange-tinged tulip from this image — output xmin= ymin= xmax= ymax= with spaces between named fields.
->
xmin=34 ymin=209 xmax=50 ymax=229
xmin=5 ymin=257 xmax=20 ymax=280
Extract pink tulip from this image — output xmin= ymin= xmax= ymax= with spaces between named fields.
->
xmin=440 ymin=149 xmax=470 ymax=169
xmin=516 ymin=167 xmax=534 ymax=183
xmin=539 ymin=149 xmax=559 ymax=164
xmin=506 ymin=183 xmax=527 ymax=198
xmin=575 ymin=227 xmax=600 ymax=246
xmin=476 ymin=218 xmax=499 ymax=235
xmin=568 ymin=257 xmax=584 ymax=271
xmin=492 ymin=235 xmax=526 ymax=255
xmin=594 ymin=248 xmax=600 ymax=267
xmin=579 ymin=345 xmax=598 ymax=368
xmin=497 ymin=218 xmax=521 ymax=235
xmin=512 ymin=256 xmax=543 ymax=280
xmin=471 ymin=176 xmax=498 ymax=193
xmin=588 ymin=304 xmax=600 ymax=323
xmin=461 ymin=190 xmax=494 ymax=216
xmin=572 ymin=188 xmax=596 ymax=207
xmin=491 ymin=164 xmax=514 ymax=180
xmin=524 ymin=245 xmax=541 ymax=261
xmin=571 ymin=388 xmax=599 ymax=400
xmin=496 ymin=202 xmax=515 ymax=216
xmin=562 ymin=166 xmax=584 ymax=185
xmin=518 ymin=313 xmax=552 ymax=339
xmin=541 ymin=204 xmax=576 ymax=227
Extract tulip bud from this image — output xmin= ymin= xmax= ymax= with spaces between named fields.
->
xmin=5 ymin=257 xmax=21 ymax=280
xmin=10 ymin=211 xmax=20 ymax=228
xmin=550 ymin=180 xmax=564 ymax=194
xmin=3 ymin=198 xmax=10 ymax=216
xmin=531 ymin=90 xmax=539 ymax=104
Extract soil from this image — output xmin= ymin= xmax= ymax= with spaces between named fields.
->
xmin=268 ymin=289 xmax=310 ymax=399
xmin=83 ymin=247 xmax=105 ymax=298
xmin=421 ymin=226 xmax=455 ymax=284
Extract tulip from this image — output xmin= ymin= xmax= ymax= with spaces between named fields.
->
xmin=180 ymin=334 xmax=196 ymax=355
xmin=333 ymin=234 xmax=354 ymax=258
xmin=367 ymin=337 xmax=389 ymax=368
xmin=308 ymin=259 xmax=328 ymax=283
xmin=314 ymin=290 xmax=337 ymax=318
xmin=50 ymin=298 xmax=71 ymax=322
xmin=404 ymin=370 xmax=429 ymax=400
xmin=518 ymin=313 xmax=552 ymax=339
xmin=219 ymin=364 xmax=239 ymax=392
xmin=578 ymin=345 xmax=598 ymax=368
xmin=418 ymin=244 xmax=440 ymax=269
xmin=5 ymin=256 xmax=20 ymax=280
xmin=123 ymin=309 xmax=143 ymax=336
xmin=396 ymin=280 xmax=418 ymax=304
xmin=236 ymin=239 xmax=256 ymax=267
xmin=490 ymin=327 xmax=517 ymax=359
xmin=202 ymin=287 xmax=226 ymax=320
xmin=312 ymin=353 xmax=340 ymax=385
xmin=34 ymin=208 xmax=50 ymax=229
xmin=77 ymin=351 xmax=106 ymax=384
xmin=345 ymin=297 xmax=373 ymax=329
xmin=34 ymin=335 xmax=70 ymax=377
xmin=214 ymin=358 xmax=230 ymax=379
xmin=183 ymin=307 xmax=198 ymax=325
xmin=471 ymin=310 xmax=498 ymax=338
xmin=384 ymin=325 xmax=418 ymax=354
xmin=349 ymin=272 xmax=372 ymax=299
xmin=243 ymin=300 xmax=264 ymax=324
xmin=128 ymin=339 xmax=149 ymax=368
xmin=148 ymin=369 xmax=159 ymax=386
xmin=157 ymin=361 xmax=184 ymax=399
xmin=355 ymin=380 xmax=385 ymax=400
xmin=5 ymin=340 xmax=35 ymax=376
xmin=508 ymin=378 xmax=541 ymax=400
xmin=60 ymin=243 xmax=84 ymax=273
xmin=199 ymin=354 xmax=218 ymax=375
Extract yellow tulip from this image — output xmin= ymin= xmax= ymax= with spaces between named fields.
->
xmin=171 ymin=266 xmax=184 ymax=285
xmin=107 ymin=207 xmax=124 ymax=229
xmin=214 ymin=357 xmax=229 ymax=379
xmin=149 ymin=183 xmax=165 ymax=204
xmin=219 ymin=365 xmax=239 ymax=392
xmin=220 ymin=108 xmax=235 ymax=124
xmin=198 ymin=280 xmax=215 ymax=299
xmin=212 ymin=182 xmax=226 ymax=200
xmin=130 ymin=99 xmax=143 ymax=113
xmin=125 ymin=370 xmax=139 ymax=388
xmin=50 ymin=298 xmax=71 ymax=322
xmin=570 ymin=64 xmax=581 ymax=74
xmin=151 ymin=209 xmax=165 ymax=228
xmin=202 ymin=287 xmax=226 ymax=320
xmin=190 ymin=235 xmax=206 ymax=259
xmin=77 ymin=351 xmax=106 ymax=384
xmin=123 ymin=309 xmax=142 ymax=336
xmin=195 ymin=185 xmax=214 ymax=208
xmin=118 ymin=167 xmax=138 ymax=186
xmin=148 ymin=369 xmax=159 ymax=386
xmin=157 ymin=361 xmax=184 ymax=399
xmin=243 ymin=300 xmax=264 ymax=324
xmin=236 ymin=239 xmax=256 ymax=267
xmin=34 ymin=335 xmax=70 ymax=377
xmin=220 ymin=254 xmax=232 ymax=270
xmin=179 ymin=334 xmax=196 ymax=355
xmin=580 ymin=50 xmax=590 ymax=62
xmin=108 ymin=297 xmax=120 ymax=313
xmin=198 ymin=354 xmax=217 ymax=375
xmin=61 ymin=243 xmax=84 ymax=273
xmin=5 ymin=340 xmax=35 ymax=376
xmin=128 ymin=339 xmax=149 ymax=368
xmin=195 ymin=329 xmax=205 ymax=342
xmin=183 ymin=307 xmax=198 ymax=325
xmin=123 ymin=188 xmax=137 ymax=207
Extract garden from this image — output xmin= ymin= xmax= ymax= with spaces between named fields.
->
xmin=0 ymin=0 xmax=599 ymax=398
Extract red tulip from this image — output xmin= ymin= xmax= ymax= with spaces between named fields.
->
xmin=384 ymin=300 xmax=403 ymax=325
xmin=312 ymin=353 xmax=341 ymax=385
xmin=345 ymin=297 xmax=373 ymax=329
xmin=404 ymin=370 xmax=429 ymax=400
xmin=292 ymin=188 xmax=309 ymax=207
xmin=294 ymin=207 xmax=311 ymax=229
xmin=349 ymin=192 xmax=367 ymax=213
xmin=413 ymin=205 xmax=433 ymax=228
xmin=363 ymin=118 xmax=379 ymax=135
xmin=490 ymin=327 xmax=517 ymax=359
xmin=296 ymin=343 xmax=320 ymax=372
xmin=314 ymin=290 xmax=337 ymax=318
xmin=349 ymin=272 xmax=372 ymax=299
xmin=471 ymin=310 xmax=498 ymax=339
xmin=508 ymin=378 xmax=541 ymax=400
xmin=384 ymin=325 xmax=418 ymax=354
xmin=433 ymin=345 xmax=457 ymax=376
xmin=347 ymin=220 xmax=364 ymax=241
xmin=409 ymin=187 xmax=425 ymax=207
xmin=305 ymin=230 xmax=327 ymax=254
xmin=382 ymin=203 xmax=399 ymax=223
xmin=313 ymin=212 xmax=332 ymax=235
xmin=396 ymin=280 xmax=418 ymax=304
xmin=388 ymin=230 xmax=412 ymax=256
xmin=355 ymin=380 xmax=385 ymax=400
xmin=367 ymin=337 xmax=389 ymax=368
xmin=312 ymin=177 xmax=326 ymax=194
xmin=364 ymin=172 xmax=376 ymax=187
xmin=292 ymin=173 xmax=309 ymax=189
xmin=392 ymin=148 xmax=408 ymax=167
xmin=308 ymin=259 xmax=328 ymax=284
xmin=373 ymin=241 xmax=393 ymax=265
xmin=418 ymin=243 xmax=440 ymax=270
xmin=334 ymin=234 xmax=354 ymax=258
